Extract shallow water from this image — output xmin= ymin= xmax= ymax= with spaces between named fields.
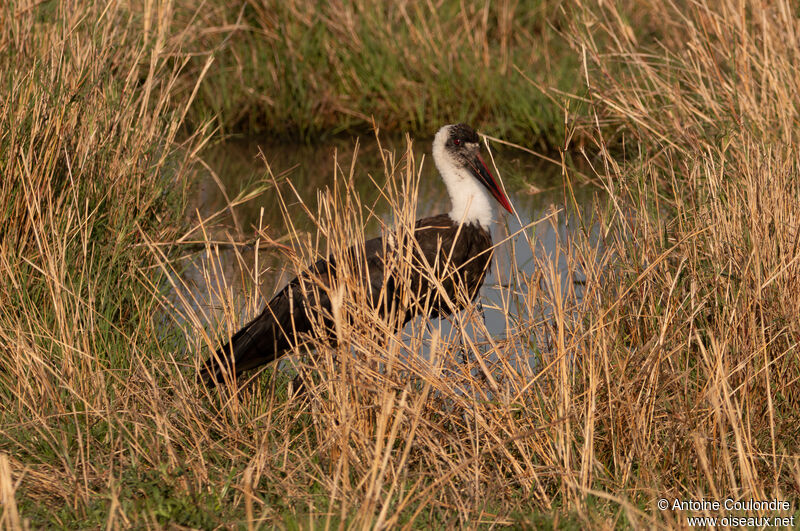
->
xmin=177 ymin=135 xmax=600 ymax=359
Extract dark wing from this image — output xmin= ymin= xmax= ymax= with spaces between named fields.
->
xmin=200 ymin=234 xmax=389 ymax=387
xmin=408 ymin=214 xmax=494 ymax=318
xmin=200 ymin=215 xmax=493 ymax=386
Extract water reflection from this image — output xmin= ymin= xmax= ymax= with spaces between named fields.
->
xmin=179 ymin=135 xmax=600 ymax=360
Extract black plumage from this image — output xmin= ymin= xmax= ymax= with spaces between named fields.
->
xmin=200 ymin=124 xmax=511 ymax=387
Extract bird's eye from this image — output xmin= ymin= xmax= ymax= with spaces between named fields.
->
xmin=453 ymin=138 xmax=461 ymax=146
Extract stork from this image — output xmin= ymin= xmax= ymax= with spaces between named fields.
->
xmin=200 ymin=123 xmax=512 ymax=387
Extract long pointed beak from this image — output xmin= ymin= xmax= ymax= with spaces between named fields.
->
xmin=468 ymin=153 xmax=513 ymax=213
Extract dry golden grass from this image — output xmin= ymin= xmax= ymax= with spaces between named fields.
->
xmin=2 ymin=0 xmax=800 ymax=528
xmin=560 ymin=0 xmax=800 ymax=524
xmin=153 ymin=130 xmax=602 ymax=527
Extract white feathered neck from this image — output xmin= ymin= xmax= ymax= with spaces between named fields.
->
xmin=432 ymin=126 xmax=495 ymax=230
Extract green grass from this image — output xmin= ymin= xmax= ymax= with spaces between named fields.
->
xmin=3 ymin=0 xmax=800 ymax=528
xmin=169 ymin=0 xmax=579 ymax=145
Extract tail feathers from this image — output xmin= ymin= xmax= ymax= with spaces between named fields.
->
xmin=200 ymin=299 xmax=293 ymax=387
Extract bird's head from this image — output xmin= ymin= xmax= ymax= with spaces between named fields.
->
xmin=433 ymin=124 xmax=513 ymax=215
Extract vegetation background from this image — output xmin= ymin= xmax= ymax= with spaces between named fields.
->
xmin=1 ymin=0 xmax=799 ymax=528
